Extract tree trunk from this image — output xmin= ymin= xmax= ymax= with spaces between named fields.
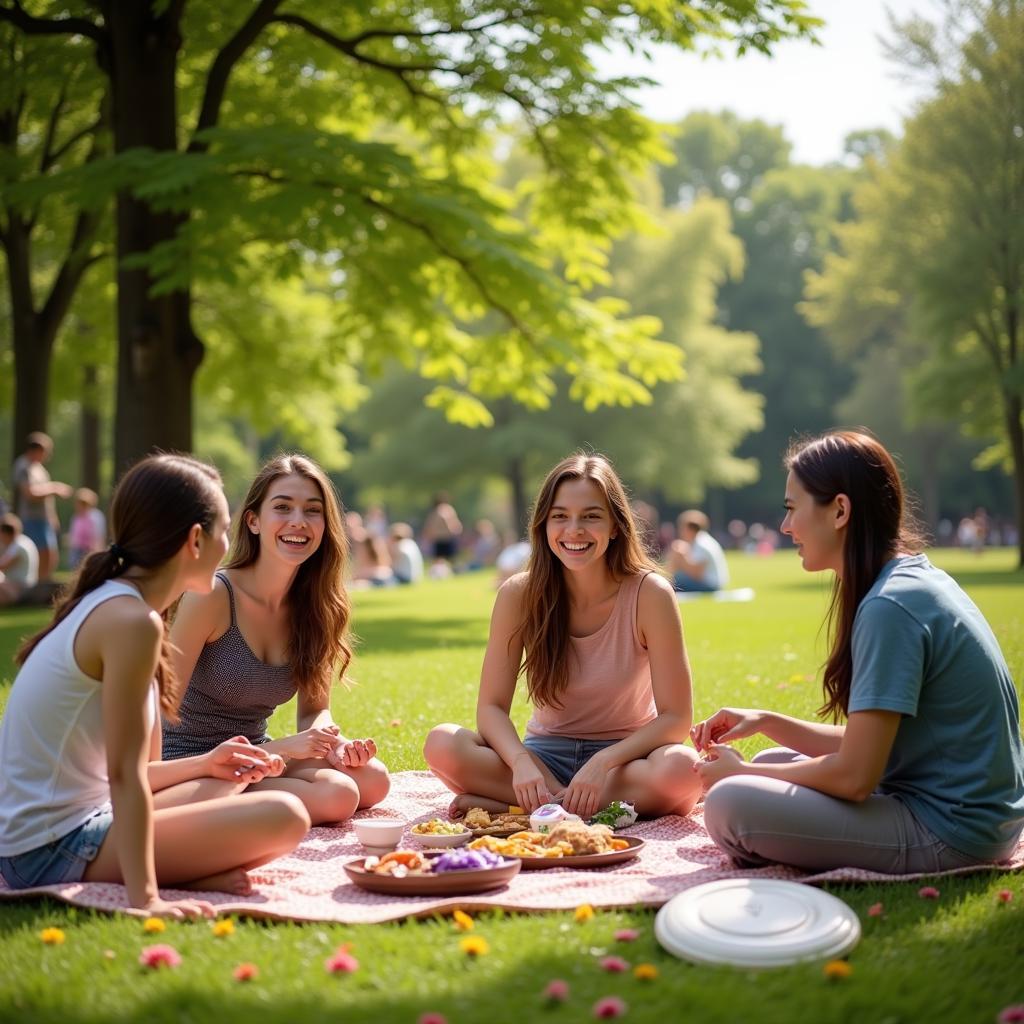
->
xmin=80 ymin=363 xmax=102 ymax=494
xmin=508 ymin=456 xmax=527 ymax=537
xmin=1005 ymin=394 xmax=1024 ymax=570
xmin=107 ymin=4 xmax=203 ymax=471
xmin=917 ymin=432 xmax=941 ymax=535
xmin=6 ymin=221 xmax=55 ymax=465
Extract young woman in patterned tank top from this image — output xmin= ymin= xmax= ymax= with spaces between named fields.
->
xmin=169 ymin=455 xmax=390 ymax=825
xmin=424 ymin=452 xmax=702 ymax=820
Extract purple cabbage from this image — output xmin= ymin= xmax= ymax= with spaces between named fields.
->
xmin=430 ymin=848 xmax=505 ymax=873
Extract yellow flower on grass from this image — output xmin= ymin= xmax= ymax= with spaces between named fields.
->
xmin=39 ymin=927 xmax=65 ymax=945
xmin=633 ymin=963 xmax=659 ymax=981
xmin=574 ymin=904 xmax=595 ymax=923
xmin=452 ymin=910 xmax=474 ymax=932
xmin=143 ymin=917 xmax=166 ymax=934
xmin=212 ymin=919 xmax=235 ymax=938
xmin=823 ymin=959 xmax=853 ymax=980
xmin=459 ymin=936 xmax=490 ymax=957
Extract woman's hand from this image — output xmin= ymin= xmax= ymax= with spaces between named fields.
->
xmin=134 ymin=896 xmax=214 ymax=919
xmin=327 ymin=737 xmax=378 ymax=770
xmin=511 ymin=752 xmax=554 ymax=812
xmin=205 ymin=736 xmax=279 ymax=783
xmin=271 ymin=726 xmax=340 ymax=761
xmin=693 ymin=743 xmax=746 ymax=787
xmin=560 ymin=756 xmax=609 ymax=820
xmin=690 ymin=707 xmax=766 ymax=753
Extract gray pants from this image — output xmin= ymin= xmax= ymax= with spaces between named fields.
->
xmin=703 ymin=748 xmax=985 ymax=874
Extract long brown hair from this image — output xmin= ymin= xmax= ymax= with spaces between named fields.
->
xmin=18 ymin=454 xmax=224 ymax=721
xmin=786 ymin=430 xmax=926 ymax=721
xmin=225 ymin=453 xmax=351 ymax=705
xmin=517 ymin=452 xmax=658 ymax=709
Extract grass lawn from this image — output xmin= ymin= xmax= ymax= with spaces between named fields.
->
xmin=0 ymin=550 xmax=1022 ymax=1024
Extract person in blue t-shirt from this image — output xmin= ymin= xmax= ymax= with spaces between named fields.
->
xmin=691 ymin=430 xmax=1024 ymax=873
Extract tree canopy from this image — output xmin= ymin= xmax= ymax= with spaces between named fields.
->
xmin=805 ymin=0 xmax=1024 ymax=564
xmin=0 ymin=0 xmax=818 ymax=472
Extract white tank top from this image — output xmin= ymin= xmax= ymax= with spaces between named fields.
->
xmin=0 ymin=580 xmax=158 ymax=857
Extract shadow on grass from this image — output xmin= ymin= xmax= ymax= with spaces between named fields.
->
xmin=353 ymin=615 xmax=486 ymax=655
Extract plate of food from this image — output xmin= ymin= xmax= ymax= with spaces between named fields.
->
xmin=468 ymin=821 xmax=644 ymax=870
xmin=460 ymin=807 xmax=533 ymax=837
xmin=344 ymin=848 xmax=521 ymax=895
xmin=409 ymin=818 xmax=472 ymax=848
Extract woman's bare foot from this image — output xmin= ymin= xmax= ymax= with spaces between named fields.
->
xmin=447 ymin=794 xmax=511 ymax=819
xmin=180 ymin=868 xmax=253 ymax=896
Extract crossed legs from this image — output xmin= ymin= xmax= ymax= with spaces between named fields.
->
xmin=423 ymin=724 xmax=701 ymax=818
xmin=249 ymin=756 xmax=391 ymax=824
xmin=85 ymin=789 xmax=310 ymax=894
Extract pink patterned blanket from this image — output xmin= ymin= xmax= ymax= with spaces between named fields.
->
xmin=2 ymin=771 xmax=1020 ymax=923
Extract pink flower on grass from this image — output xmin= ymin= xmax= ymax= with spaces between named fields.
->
xmin=996 ymin=890 xmax=1013 ymax=904
xmin=233 ymin=962 xmax=258 ymax=982
xmin=543 ymin=980 xmax=570 ymax=1003
xmin=418 ymin=1014 xmax=448 ymax=1024
xmin=593 ymin=996 xmax=628 ymax=1019
xmin=139 ymin=944 xmax=182 ymax=969
xmin=325 ymin=948 xmax=359 ymax=974
xmin=614 ymin=929 xmax=639 ymax=943
xmin=918 ymin=886 xmax=940 ymax=900
xmin=600 ymin=956 xmax=629 ymax=973
xmin=867 ymin=903 xmax=884 ymax=917
xmin=997 ymin=1006 xmax=1024 ymax=1024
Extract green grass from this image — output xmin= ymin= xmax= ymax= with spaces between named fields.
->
xmin=1 ymin=550 xmax=1022 ymax=1024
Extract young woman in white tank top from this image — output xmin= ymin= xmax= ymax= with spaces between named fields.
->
xmin=0 ymin=455 xmax=309 ymax=918
xmin=424 ymin=453 xmax=702 ymax=820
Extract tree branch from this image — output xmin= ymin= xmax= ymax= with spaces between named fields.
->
xmin=271 ymin=14 xmax=449 ymax=74
xmin=38 ymin=82 xmax=68 ymax=174
xmin=37 ymin=205 xmax=104 ymax=342
xmin=44 ymin=116 xmax=102 ymax=170
xmin=0 ymin=1 xmax=105 ymax=43
xmin=345 ymin=9 xmax=536 ymax=47
xmin=230 ymin=167 xmax=531 ymax=336
xmin=362 ymin=195 xmax=529 ymax=336
xmin=189 ymin=0 xmax=284 ymax=153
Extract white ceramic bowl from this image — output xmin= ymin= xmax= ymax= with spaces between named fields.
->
xmin=409 ymin=827 xmax=471 ymax=848
xmin=352 ymin=819 xmax=405 ymax=850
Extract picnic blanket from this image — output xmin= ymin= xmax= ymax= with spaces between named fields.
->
xmin=1 ymin=771 xmax=1020 ymax=924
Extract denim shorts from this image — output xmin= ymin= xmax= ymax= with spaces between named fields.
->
xmin=673 ymin=570 xmax=717 ymax=593
xmin=522 ymin=734 xmax=619 ymax=788
xmin=20 ymin=518 xmax=57 ymax=554
xmin=0 ymin=805 xmax=113 ymax=889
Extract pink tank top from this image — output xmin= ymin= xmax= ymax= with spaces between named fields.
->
xmin=526 ymin=572 xmax=657 ymax=741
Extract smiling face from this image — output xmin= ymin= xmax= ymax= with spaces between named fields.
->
xmin=545 ymin=476 xmax=618 ymax=573
xmin=247 ymin=472 xmax=326 ymax=565
xmin=780 ymin=470 xmax=847 ymax=574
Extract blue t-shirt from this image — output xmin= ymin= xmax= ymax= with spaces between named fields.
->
xmin=848 ymin=555 xmax=1024 ymax=860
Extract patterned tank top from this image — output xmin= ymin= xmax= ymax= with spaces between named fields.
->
xmin=161 ymin=571 xmax=297 ymax=759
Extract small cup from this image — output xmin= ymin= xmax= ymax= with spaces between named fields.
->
xmin=352 ymin=819 xmax=405 ymax=851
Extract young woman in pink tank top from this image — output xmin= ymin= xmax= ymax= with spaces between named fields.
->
xmin=425 ymin=453 xmax=702 ymax=819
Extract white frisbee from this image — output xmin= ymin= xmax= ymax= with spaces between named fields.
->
xmin=654 ymin=879 xmax=860 ymax=968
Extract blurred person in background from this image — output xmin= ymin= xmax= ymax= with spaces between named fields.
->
xmin=67 ymin=488 xmax=107 ymax=569
xmin=668 ymin=510 xmax=729 ymax=593
xmin=0 ymin=514 xmax=38 ymax=606
xmin=389 ymin=523 xmax=424 ymax=585
xmin=12 ymin=432 xmax=72 ymax=581
xmin=422 ymin=492 xmax=463 ymax=574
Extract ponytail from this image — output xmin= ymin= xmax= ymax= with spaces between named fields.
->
xmin=16 ymin=454 xmax=224 ymax=721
